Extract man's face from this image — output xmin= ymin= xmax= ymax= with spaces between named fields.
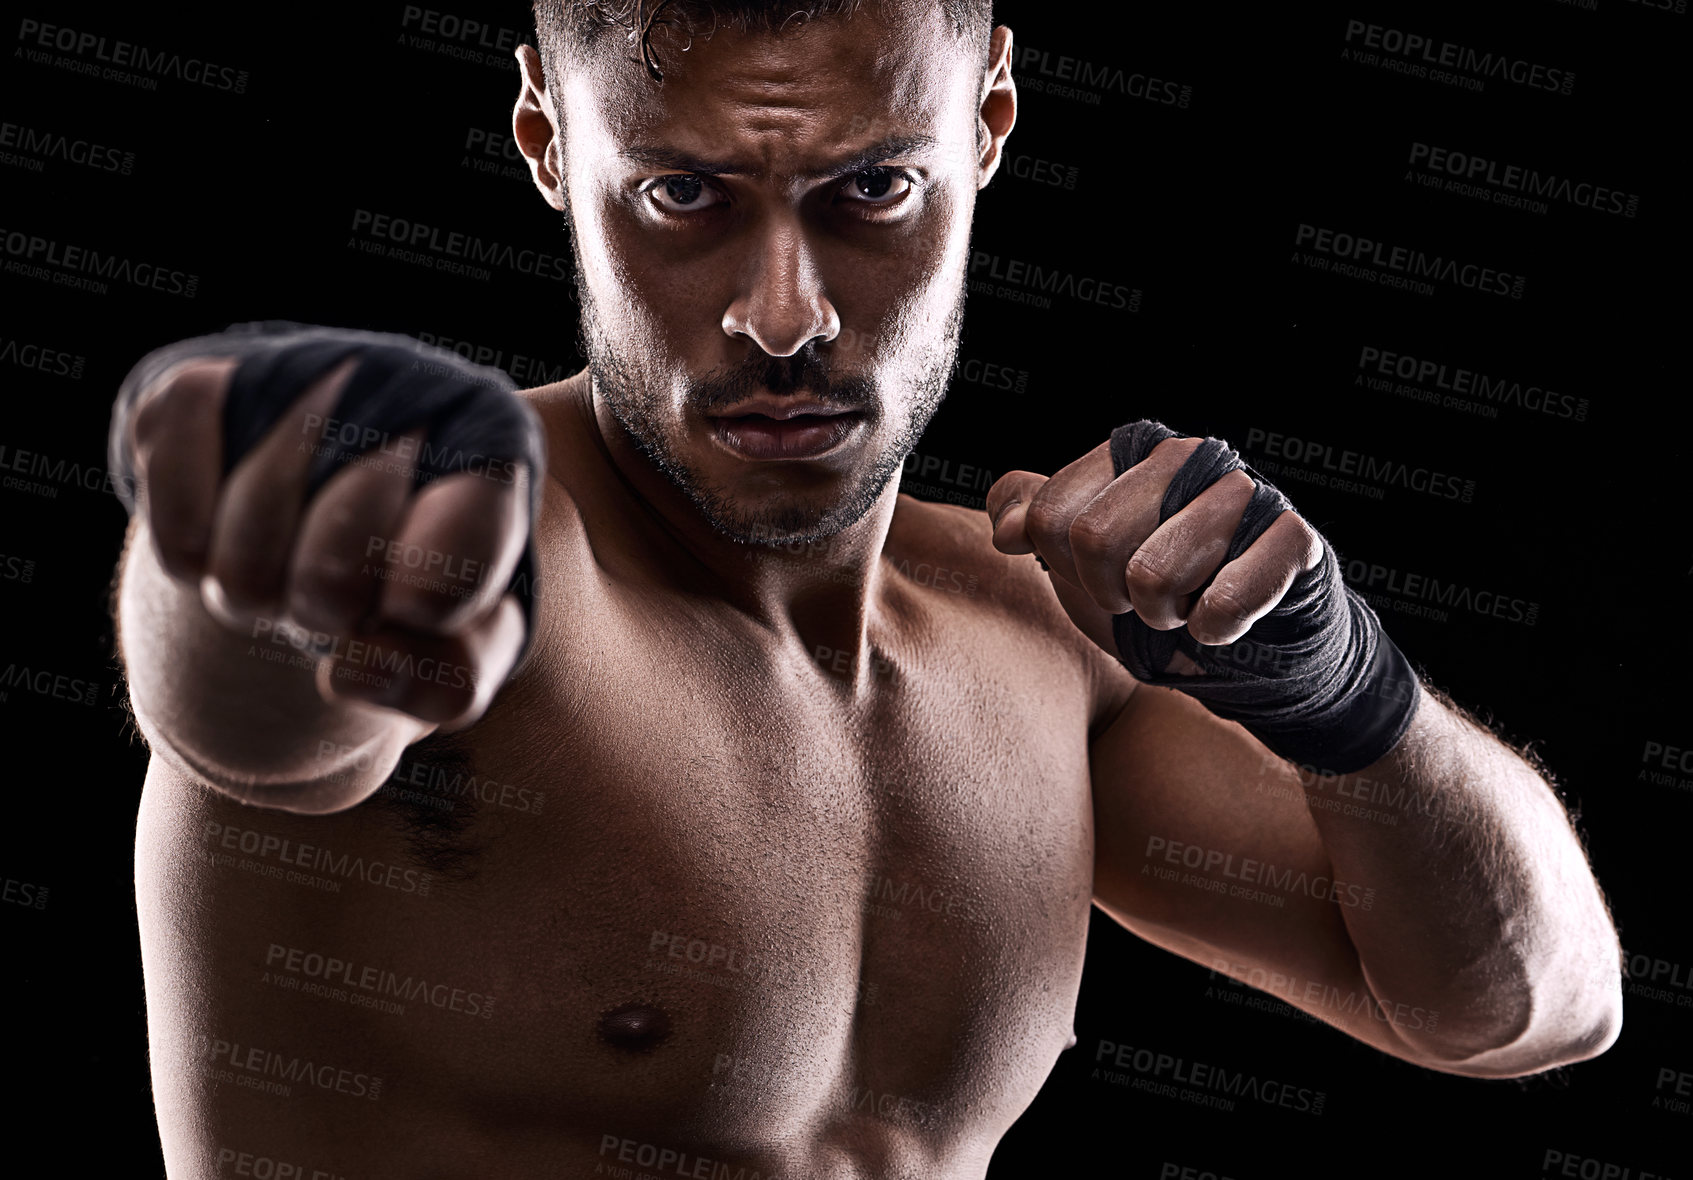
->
xmin=546 ymin=4 xmax=988 ymax=545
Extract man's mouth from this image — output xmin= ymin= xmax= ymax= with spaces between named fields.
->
xmin=710 ymin=394 xmax=861 ymax=420
xmin=706 ymin=396 xmax=867 ymax=460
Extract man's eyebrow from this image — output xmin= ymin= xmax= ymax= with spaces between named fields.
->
xmin=618 ymin=133 xmax=939 ymax=179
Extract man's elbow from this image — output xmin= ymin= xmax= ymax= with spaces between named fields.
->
xmin=1416 ymin=978 xmax=1623 ymax=1079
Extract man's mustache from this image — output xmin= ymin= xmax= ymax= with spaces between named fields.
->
xmin=690 ymin=344 xmax=877 ymax=416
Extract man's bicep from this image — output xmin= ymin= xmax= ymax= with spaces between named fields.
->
xmin=1087 ymin=681 xmax=1436 ymax=1066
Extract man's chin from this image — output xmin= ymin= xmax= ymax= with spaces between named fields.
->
xmin=703 ymin=498 xmax=869 ymax=548
xmin=608 ymin=396 xmax=907 ymax=547
xmin=692 ymin=463 xmax=904 ymax=547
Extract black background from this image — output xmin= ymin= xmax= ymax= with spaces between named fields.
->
xmin=1 ymin=1 xmax=1689 ymax=1175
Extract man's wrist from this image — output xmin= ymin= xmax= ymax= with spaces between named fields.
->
xmin=1244 ymin=607 xmax=1423 ymax=776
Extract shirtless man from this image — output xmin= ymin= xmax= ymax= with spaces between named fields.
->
xmin=111 ymin=1 xmax=1623 ymax=1175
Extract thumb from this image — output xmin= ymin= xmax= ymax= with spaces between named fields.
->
xmin=985 ymin=470 xmax=1049 ymax=555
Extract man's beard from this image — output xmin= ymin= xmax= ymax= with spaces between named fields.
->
xmin=568 ymin=226 xmax=966 ymax=547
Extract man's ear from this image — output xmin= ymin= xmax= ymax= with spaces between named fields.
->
xmin=976 ymin=26 xmax=1017 ymax=190
xmin=514 ymin=44 xmax=567 ymax=213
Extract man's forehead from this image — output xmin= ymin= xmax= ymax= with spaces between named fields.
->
xmin=559 ymin=5 xmax=974 ymax=173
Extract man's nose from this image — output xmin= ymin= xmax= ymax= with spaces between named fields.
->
xmin=720 ymin=213 xmax=840 ymax=357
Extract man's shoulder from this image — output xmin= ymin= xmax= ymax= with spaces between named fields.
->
xmin=884 ymin=491 xmax=1032 ymax=604
xmin=886 ymin=492 xmax=1139 ymax=716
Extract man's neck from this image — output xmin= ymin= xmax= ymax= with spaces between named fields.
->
xmin=566 ymin=368 xmax=901 ymax=669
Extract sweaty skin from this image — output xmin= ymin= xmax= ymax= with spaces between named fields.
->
xmin=124 ymin=2 xmax=1623 ymax=1176
xmin=136 ymin=370 xmax=1132 ymax=1176
xmin=132 ymin=8 xmax=1132 ymax=1175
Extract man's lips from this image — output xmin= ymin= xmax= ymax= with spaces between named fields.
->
xmin=705 ymin=402 xmax=866 ymax=460
xmin=709 ymin=394 xmax=862 ymax=420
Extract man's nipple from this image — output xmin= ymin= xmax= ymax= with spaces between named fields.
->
xmin=598 ymin=1001 xmax=673 ymax=1052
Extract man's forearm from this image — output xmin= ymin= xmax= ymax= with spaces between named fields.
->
xmin=1292 ymin=678 xmax=1623 ymax=1075
xmin=116 ymin=514 xmax=430 ymax=811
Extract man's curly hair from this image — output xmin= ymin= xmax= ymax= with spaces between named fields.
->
xmin=532 ymin=0 xmax=993 ymax=86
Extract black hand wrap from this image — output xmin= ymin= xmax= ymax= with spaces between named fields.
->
xmin=109 ymin=321 xmax=547 ymax=675
xmin=1108 ymin=420 xmax=1419 ymax=775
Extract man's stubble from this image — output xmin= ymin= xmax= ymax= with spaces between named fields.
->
xmin=563 ymin=206 xmax=967 ymax=547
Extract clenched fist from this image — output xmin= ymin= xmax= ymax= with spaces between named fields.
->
xmin=986 ymin=433 xmax=1322 ymax=661
xmin=115 ymin=323 xmax=545 ymax=731
xmin=986 ymin=419 xmax=1419 ymax=777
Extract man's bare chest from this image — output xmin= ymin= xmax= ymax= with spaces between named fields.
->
xmin=399 ymin=628 xmax=1098 ymax=1126
xmin=142 ymin=569 xmax=1106 ymax=1149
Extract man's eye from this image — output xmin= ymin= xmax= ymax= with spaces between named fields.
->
xmin=840 ymin=167 xmax=913 ymax=208
xmin=647 ymin=174 xmax=725 ymax=214
xmin=643 ymin=167 xmax=915 ymax=217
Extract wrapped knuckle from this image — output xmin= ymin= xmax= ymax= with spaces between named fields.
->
xmin=1021 ymin=495 xmax=1068 ymax=549
xmin=1297 ymin=516 xmax=1325 ymax=565
xmin=1223 ymin=470 xmax=1255 ymax=498
xmin=1124 ymin=548 xmax=1175 ymax=596
xmin=1151 ymin=436 xmax=1200 ymax=462
xmin=1066 ymin=509 xmax=1116 ymax=561
xmin=1201 ymin=584 xmax=1256 ymax=630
